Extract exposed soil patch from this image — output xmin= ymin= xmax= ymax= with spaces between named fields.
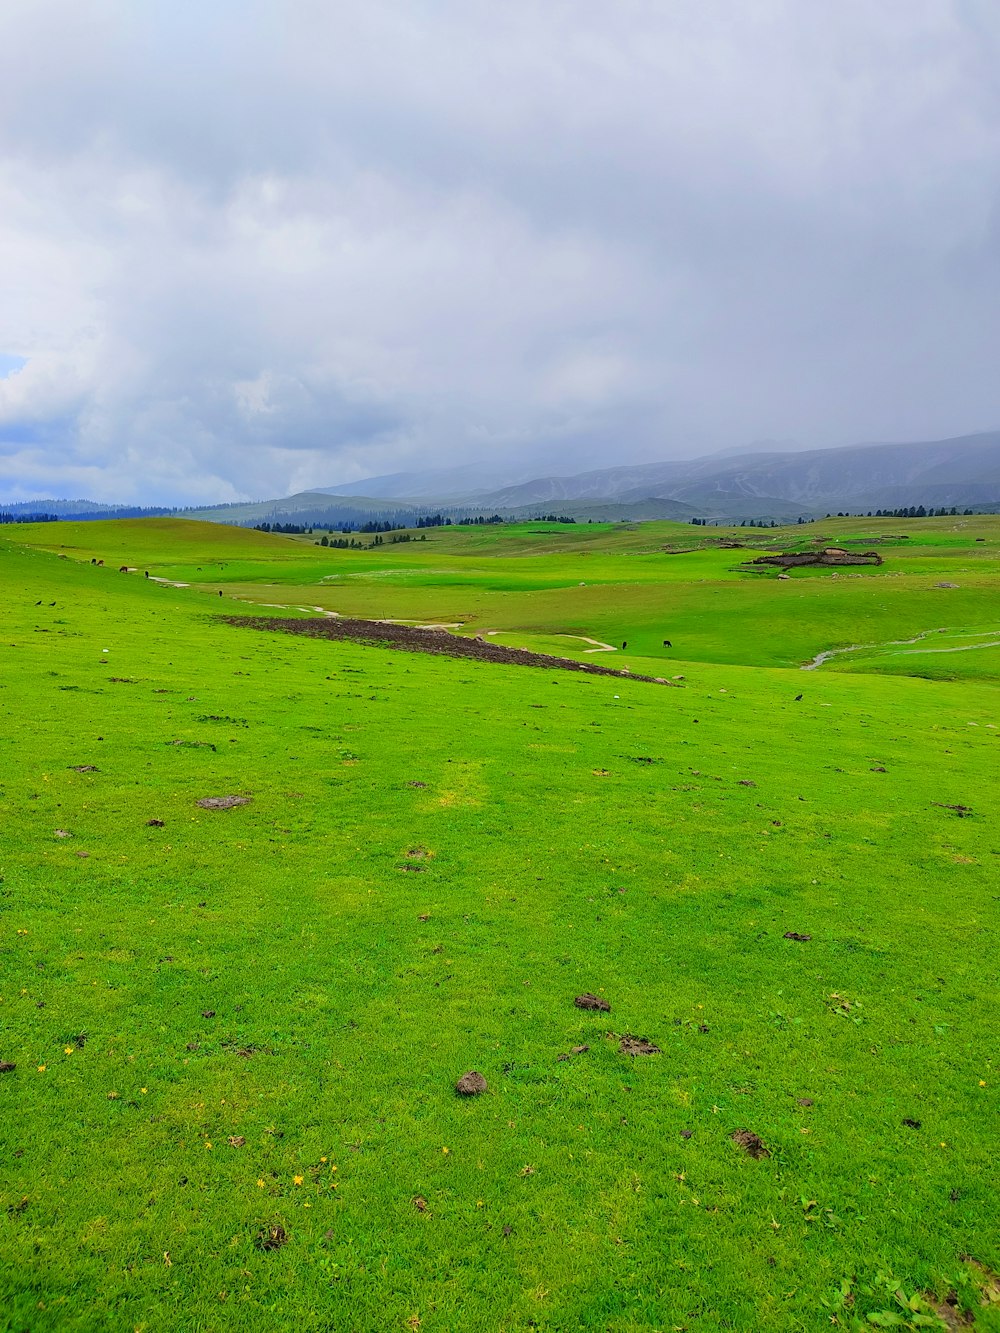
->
xmin=146 ymin=818 xmax=165 ymax=827
xmin=255 ymin=1224 xmax=288 ymax=1252
xmin=924 ymin=1293 xmax=972 ymax=1328
xmin=0 ymin=1062 xmax=16 ymax=1073
xmin=69 ymin=765 xmax=98 ymax=773
xmin=783 ymin=932 xmax=812 ymax=942
xmin=575 ymin=993 xmax=611 ymax=1012
xmin=455 ymin=1071 xmax=488 ymax=1096
xmin=747 ymin=547 xmax=883 ymax=568
xmin=196 ymin=795 xmax=251 ymax=810
xmin=219 ymin=615 xmax=683 ymax=685
xmin=619 ymin=1035 xmax=661 ymax=1056
xmin=934 ymin=803 xmax=973 ymax=817
xmin=730 ymin=1128 xmax=771 ymax=1159
xmin=961 ymin=1255 xmax=1000 ymax=1305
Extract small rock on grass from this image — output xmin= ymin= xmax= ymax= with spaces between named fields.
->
xmin=455 ymin=1071 xmax=488 ymax=1096
xmin=574 ymin=993 xmax=610 ymax=1012
xmin=730 ymin=1128 xmax=771 ymax=1159
xmin=619 ymin=1035 xmax=661 ymax=1056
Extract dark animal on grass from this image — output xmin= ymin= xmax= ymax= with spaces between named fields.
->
xmin=97 ymin=559 xmax=104 ymax=566
xmin=663 ymin=639 xmax=671 ymax=647
xmin=622 ymin=641 xmax=627 ymax=649
xmin=119 ymin=566 xmax=128 ymax=573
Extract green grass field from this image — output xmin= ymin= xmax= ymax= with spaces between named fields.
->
xmin=1 ymin=515 xmax=998 ymax=1331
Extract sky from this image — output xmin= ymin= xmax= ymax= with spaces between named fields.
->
xmin=1 ymin=0 xmax=999 ymax=505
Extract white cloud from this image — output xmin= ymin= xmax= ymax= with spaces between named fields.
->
xmin=0 ymin=0 xmax=998 ymax=501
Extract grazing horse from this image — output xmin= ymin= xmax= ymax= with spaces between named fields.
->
xmin=119 ymin=565 xmax=128 ymax=573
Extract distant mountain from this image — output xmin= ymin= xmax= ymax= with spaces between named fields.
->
xmin=6 ymin=430 xmax=999 ymax=529
xmin=317 ymin=464 xmax=514 ymax=501
xmin=452 ymin=430 xmax=1000 ymax=517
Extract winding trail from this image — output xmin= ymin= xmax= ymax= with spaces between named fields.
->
xmin=802 ymin=626 xmax=1000 ymax=670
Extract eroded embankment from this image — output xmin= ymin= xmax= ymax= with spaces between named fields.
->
xmin=219 ymin=615 xmax=680 ymax=685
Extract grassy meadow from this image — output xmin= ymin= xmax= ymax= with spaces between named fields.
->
xmin=1 ymin=514 xmax=998 ymax=1331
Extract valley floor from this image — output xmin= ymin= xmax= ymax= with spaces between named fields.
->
xmin=1 ymin=516 xmax=998 ymax=1331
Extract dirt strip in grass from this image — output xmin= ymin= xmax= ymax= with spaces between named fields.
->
xmin=219 ymin=613 xmax=681 ymax=684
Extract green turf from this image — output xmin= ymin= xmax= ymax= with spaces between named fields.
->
xmin=2 ymin=518 xmax=998 ymax=1331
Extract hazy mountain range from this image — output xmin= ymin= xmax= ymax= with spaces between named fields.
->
xmin=5 ymin=432 xmax=1000 ymax=527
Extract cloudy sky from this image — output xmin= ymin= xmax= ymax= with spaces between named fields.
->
xmin=1 ymin=1 xmax=999 ymax=504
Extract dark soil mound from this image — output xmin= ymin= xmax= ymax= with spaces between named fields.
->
xmin=455 ymin=1071 xmax=488 ymax=1096
xmin=574 ymin=993 xmax=611 ymax=1012
xmin=219 ymin=615 xmax=682 ymax=685
xmin=619 ymin=1035 xmax=661 ymax=1056
xmin=730 ymin=1128 xmax=770 ymax=1158
xmin=747 ymin=547 xmax=882 ymax=569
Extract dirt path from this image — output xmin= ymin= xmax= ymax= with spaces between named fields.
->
xmin=219 ymin=615 xmax=680 ymax=685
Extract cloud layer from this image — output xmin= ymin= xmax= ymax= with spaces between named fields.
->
xmin=1 ymin=0 xmax=999 ymax=502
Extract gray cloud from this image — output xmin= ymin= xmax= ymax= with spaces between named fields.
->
xmin=1 ymin=0 xmax=999 ymax=502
